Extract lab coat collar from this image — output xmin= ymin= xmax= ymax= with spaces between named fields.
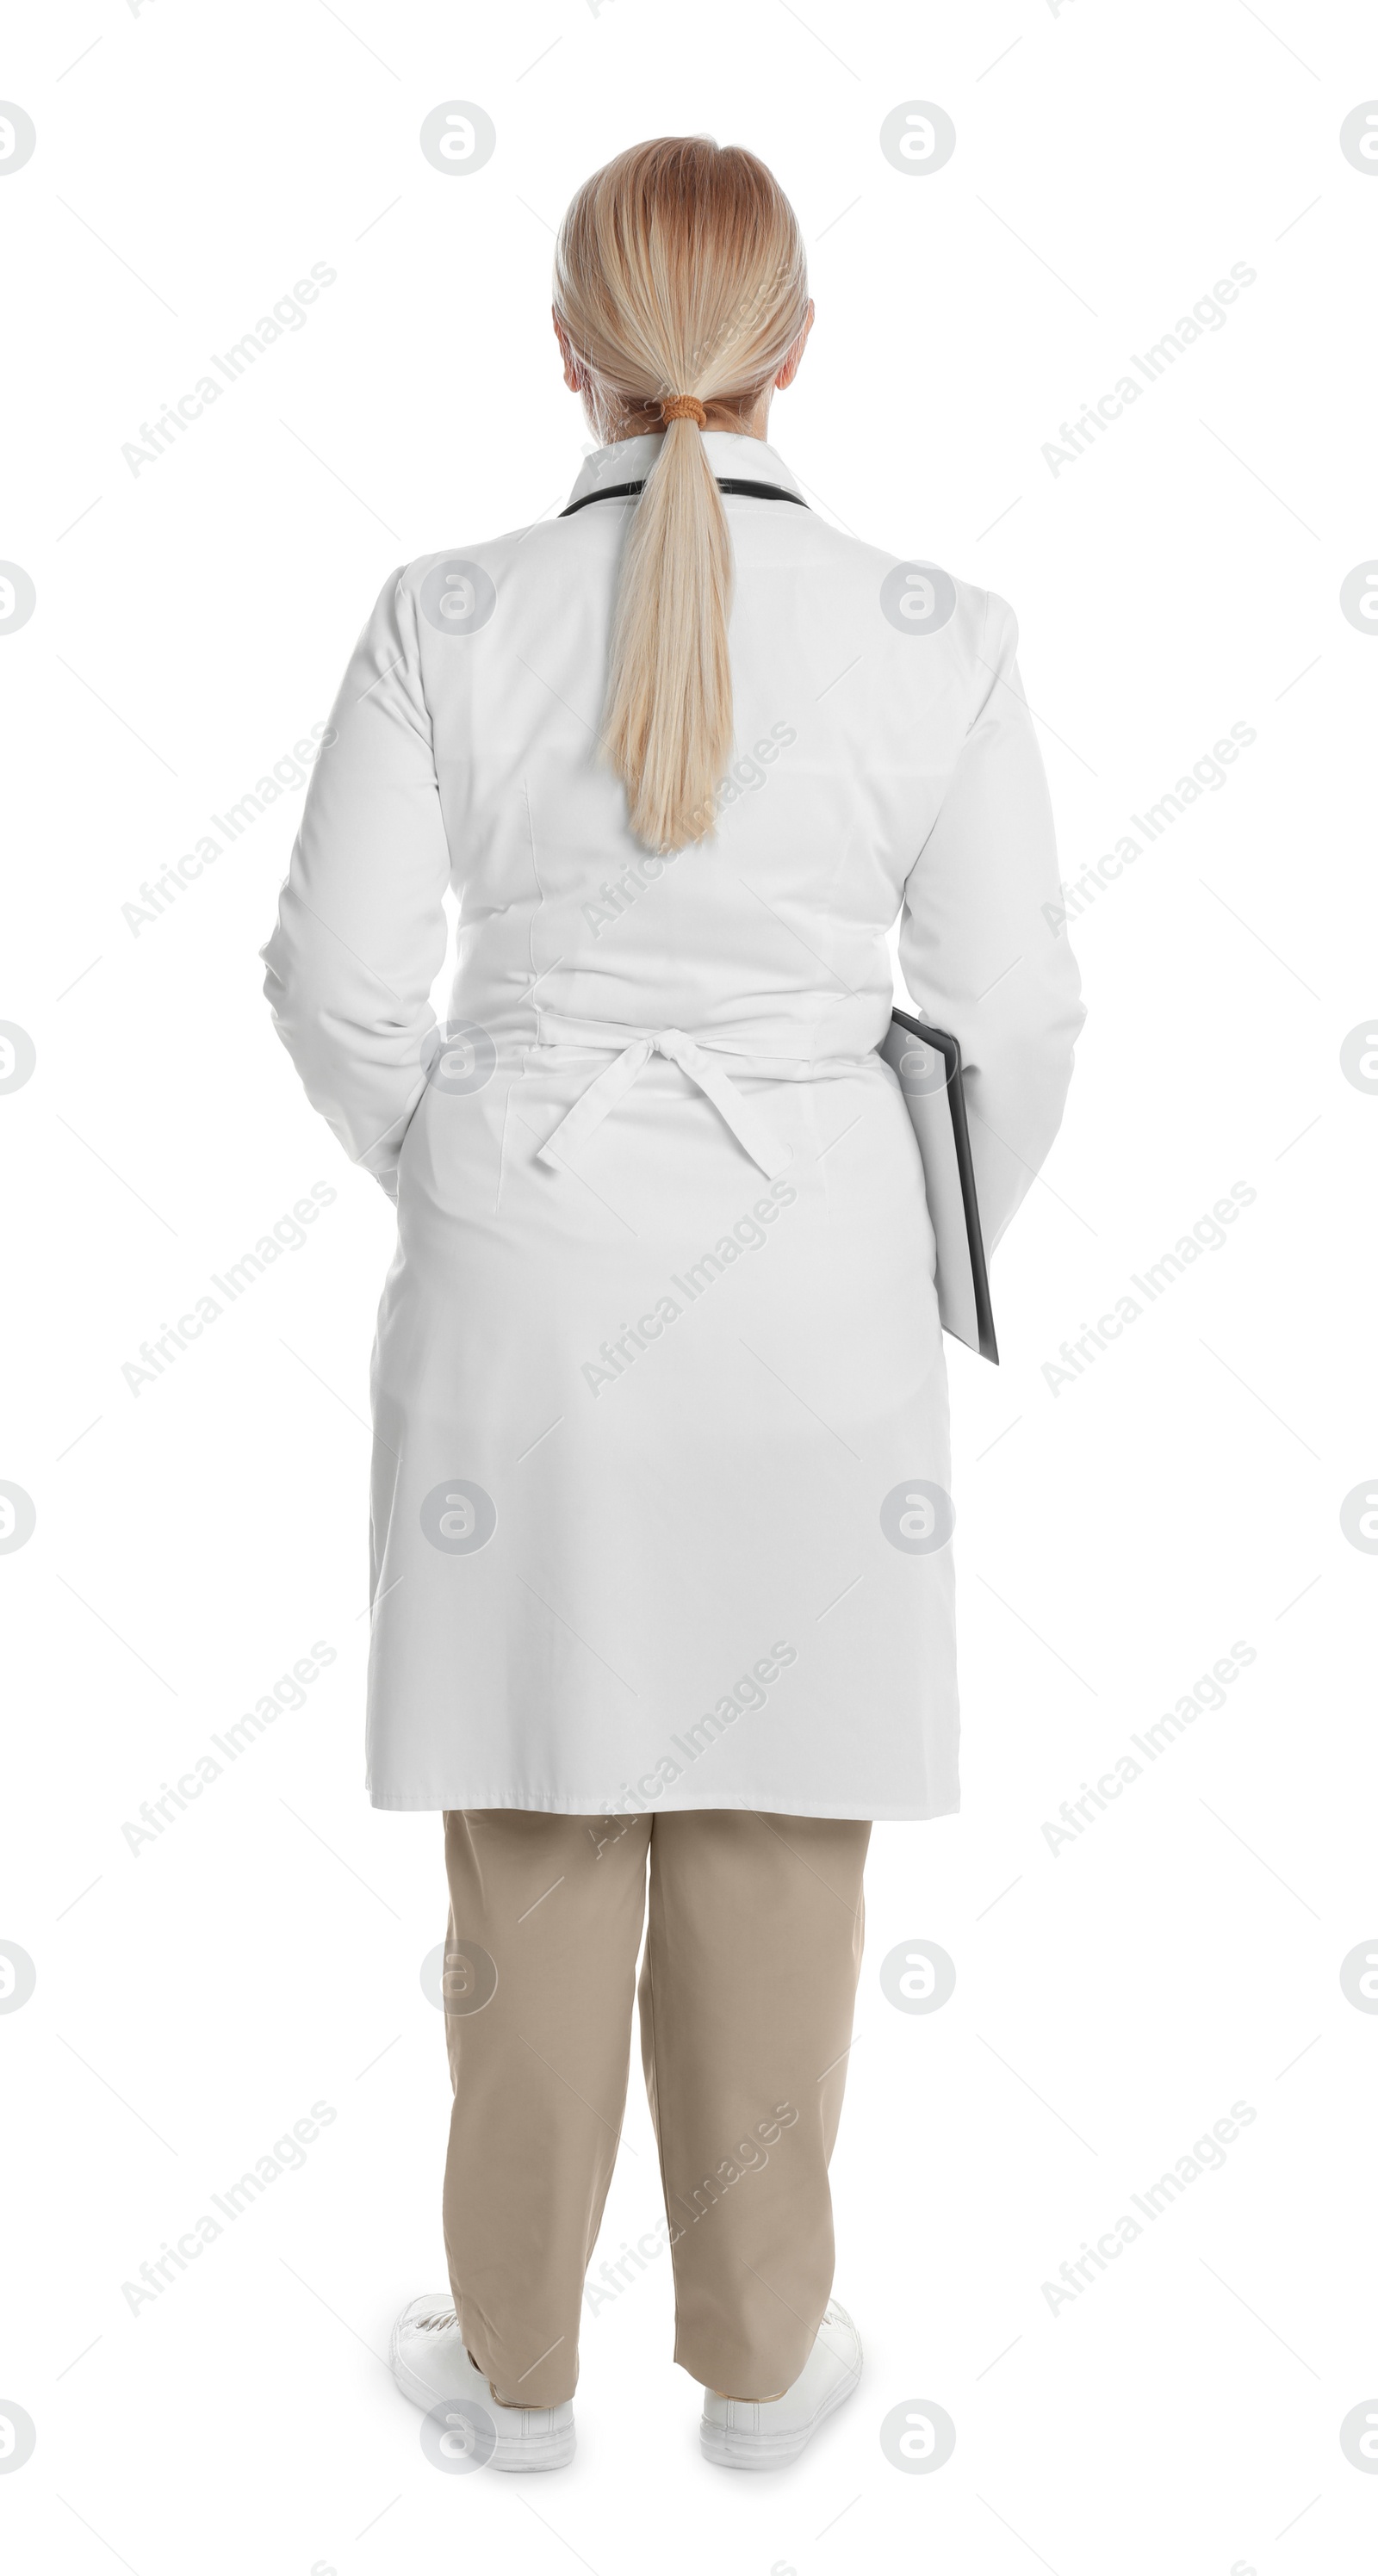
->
xmin=564 ymin=430 xmax=804 ymax=510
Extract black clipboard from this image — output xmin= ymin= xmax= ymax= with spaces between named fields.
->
xmin=881 ymin=1009 xmax=998 ymax=1364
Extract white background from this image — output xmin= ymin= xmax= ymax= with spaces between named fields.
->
xmin=2 ymin=2 xmax=1375 ymax=2570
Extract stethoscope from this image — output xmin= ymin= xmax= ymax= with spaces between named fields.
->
xmin=561 ymin=479 xmax=810 ymax=517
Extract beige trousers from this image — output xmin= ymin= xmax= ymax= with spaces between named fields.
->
xmin=440 ymin=1806 xmax=871 ymax=2405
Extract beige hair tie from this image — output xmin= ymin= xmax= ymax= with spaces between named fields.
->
xmin=660 ymin=394 xmax=707 ymax=427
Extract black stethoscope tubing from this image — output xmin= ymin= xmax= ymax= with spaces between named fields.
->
xmin=561 ymin=478 xmax=810 ymax=517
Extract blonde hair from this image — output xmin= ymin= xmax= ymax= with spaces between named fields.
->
xmin=553 ymin=138 xmax=810 ymax=854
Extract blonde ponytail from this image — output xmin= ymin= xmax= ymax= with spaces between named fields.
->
xmin=552 ymin=139 xmax=810 ymax=855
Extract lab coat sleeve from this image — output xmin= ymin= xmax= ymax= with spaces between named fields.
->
xmin=261 ymin=567 xmax=451 ymax=1199
xmin=897 ymin=591 xmax=1085 ymax=1254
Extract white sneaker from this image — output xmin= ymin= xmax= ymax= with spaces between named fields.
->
xmin=389 ymin=2294 xmax=575 ymax=2473
xmin=700 ymin=2298 xmax=861 ymax=2469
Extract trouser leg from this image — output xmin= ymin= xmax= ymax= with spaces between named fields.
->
xmin=636 ymin=1809 xmax=871 ymax=2399
xmin=441 ymin=1808 xmax=651 ymax=2406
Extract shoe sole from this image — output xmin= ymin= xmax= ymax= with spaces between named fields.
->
xmin=389 ymin=2325 xmax=576 ymax=2473
xmin=699 ymin=2350 xmax=861 ymax=2470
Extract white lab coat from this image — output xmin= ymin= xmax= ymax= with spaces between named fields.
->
xmin=262 ymin=430 xmax=1083 ymax=1818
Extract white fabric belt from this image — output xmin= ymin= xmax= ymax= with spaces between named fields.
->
xmin=535 ymin=1027 xmax=793 ymax=1182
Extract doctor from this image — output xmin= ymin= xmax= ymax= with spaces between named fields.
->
xmin=263 ymin=133 xmax=1083 ymax=2474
